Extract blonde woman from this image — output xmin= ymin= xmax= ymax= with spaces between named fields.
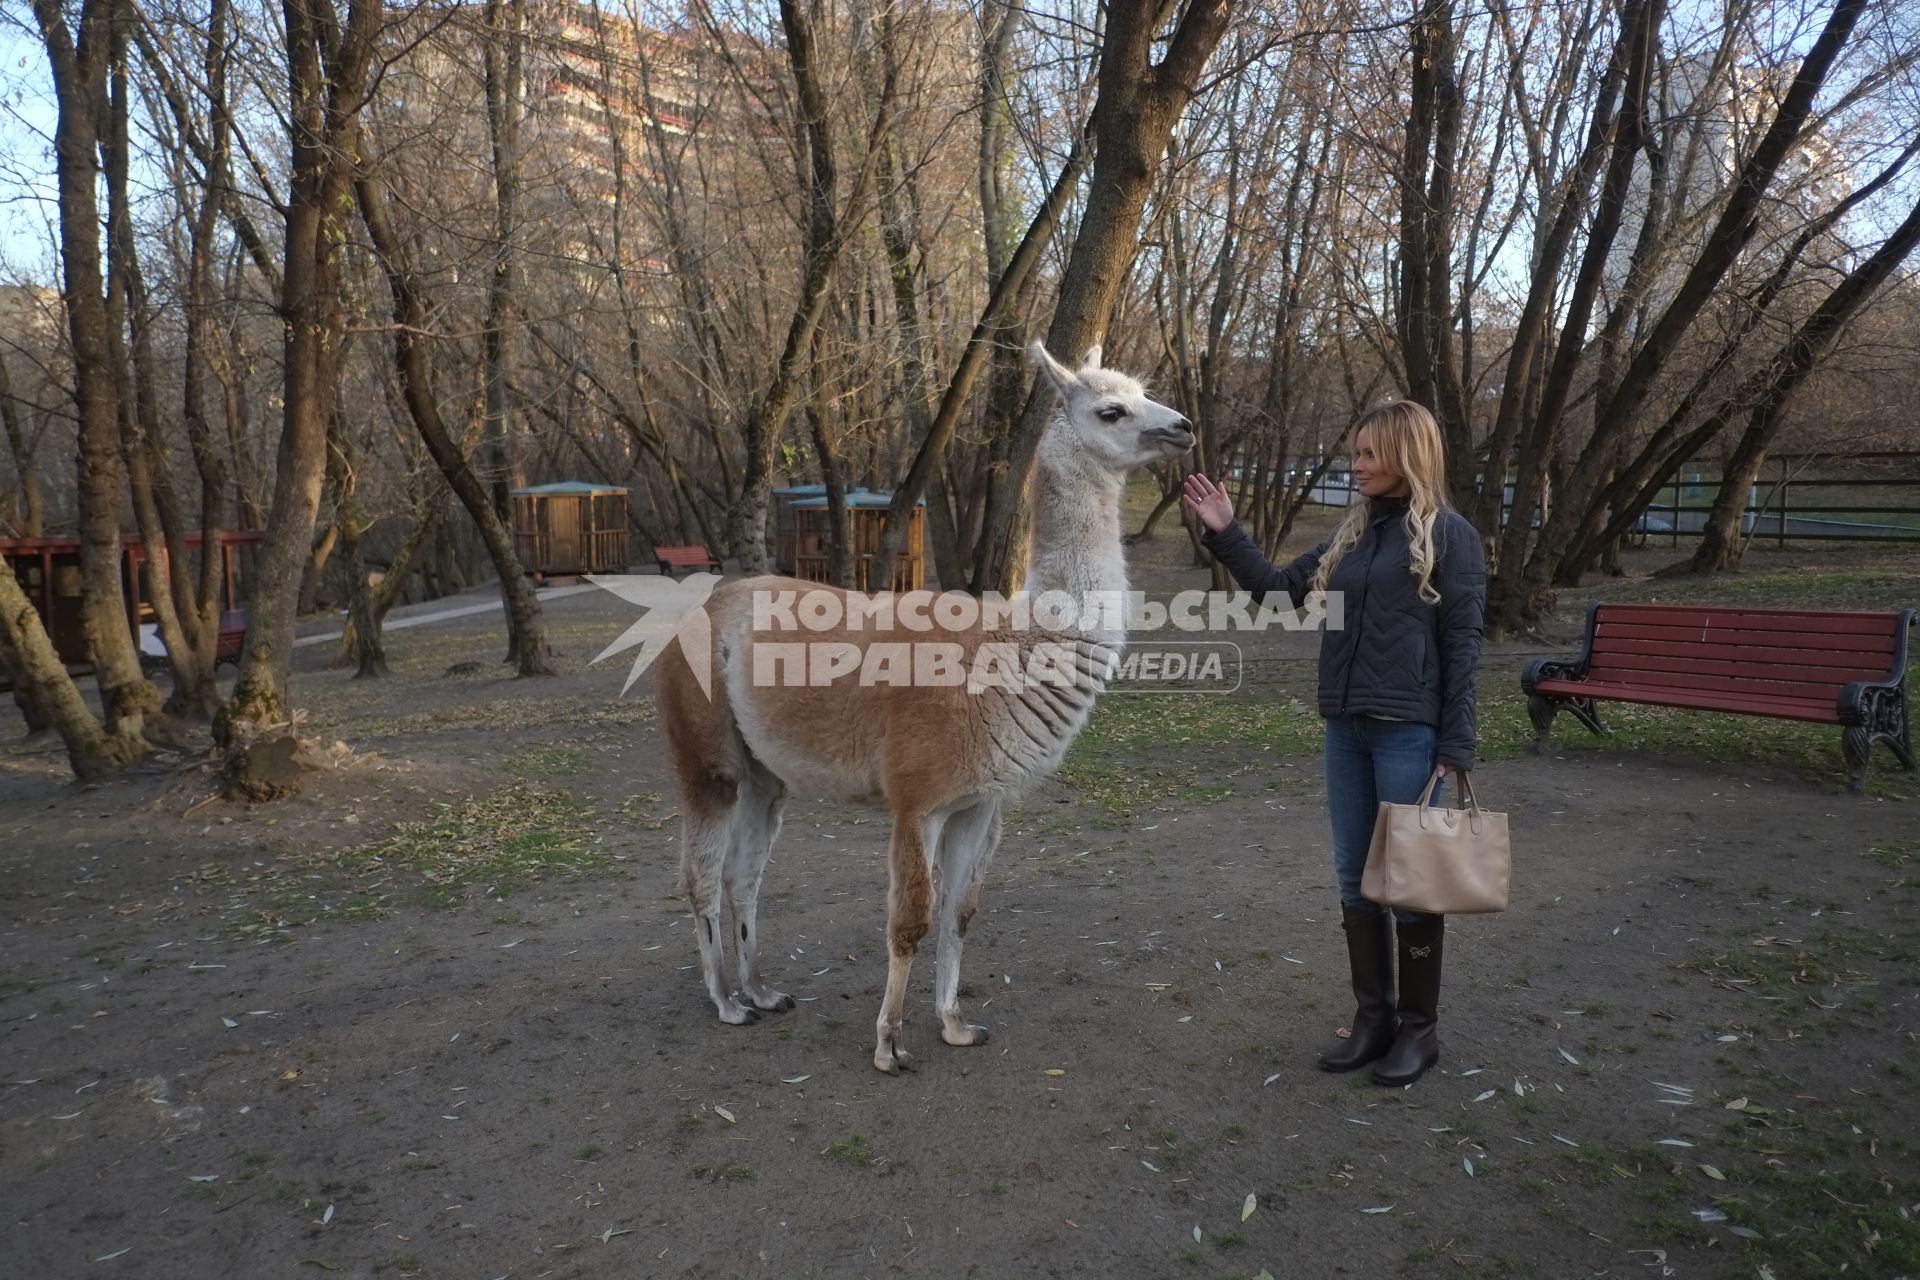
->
xmin=1182 ymin=401 xmax=1486 ymax=1086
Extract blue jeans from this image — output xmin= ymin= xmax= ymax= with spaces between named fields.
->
xmin=1324 ymin=715 xmax=1446 ymax=922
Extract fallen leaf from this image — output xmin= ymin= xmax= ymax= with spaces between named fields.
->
xmin=780 ymin=1075 xmax=811 ymax=1085
xmin=1042 ymin=1069 xmax=1066 ymax=1077
xmin=94 ymin=1248 xmax=132 ymax=1262
xmin=188 ymin=1174 xmax=219 ymax=1183
xmin=1699 ymin=1164 xmax=1725 ymax=1181
xmin=1463 ymin=1157 xmax=1475 ymax=1176
xmin=1192 ymin=1224 xmax=1202 ymax=1243
xmin=1655 ymin=1139 xmax=1694 ymax=1148
xmin=1691 ymin=1207 xmax=1728 ymax=1223
xmin=1551 ymin=1134 xmax=1579 ymax=1147
xmin=1241 ymin=1192 xmax=1256 ymax=1221
xmin=1559 ymin=1048 xmax=1580 ymax=1066
xmin=322 ymin=1203 xmax=334 ymax=1225
xmin=1262 ymin=1073 xmax=1281 ymax=1086
xmin=1473 ymin=1090 xmax=1497 ymax=1102
xmin=221 ymin=1017 xmax=239 ymax=1029
xmin=1361 ymin=1205 xmax=1394 ymax=1214
xmin=1728 ymin=1225 xmax=1762 ymax=1240
xmin=713 ymin=1106 xmax=736 ymax=1124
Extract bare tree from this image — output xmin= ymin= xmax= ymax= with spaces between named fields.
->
xmin=217 ymin=0 xmax=383 ymax=753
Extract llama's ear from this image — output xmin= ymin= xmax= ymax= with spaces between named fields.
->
xmin=1078 ymin=344 xmax=1103 ymax=372
xmin=1029 ymin=341 xmax=1077 ymax=395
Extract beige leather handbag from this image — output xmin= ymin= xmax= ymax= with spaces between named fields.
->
xmin=1361 ymin=771 xmax=1511 ymax=914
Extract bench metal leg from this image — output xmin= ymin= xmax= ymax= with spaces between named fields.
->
xmin=1527 ymin=695 xmax=1556 ymax=754
xmin=1529 ymin=694 xmax=1607 ymax=754
xmin=1843 ymin=726 xmax=1871 ymax=794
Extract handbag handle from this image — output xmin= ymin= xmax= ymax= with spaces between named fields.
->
xmin=1416 ymin=768 xmax=1484 ymax=834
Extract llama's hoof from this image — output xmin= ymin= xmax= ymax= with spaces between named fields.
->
xmin=873 ymin=1043 xmax=915 ymax=1075
xmin=717 ymin=1000 xmax=759 ymax=1026
xmin=941 ymin=1022 xmax=990 ymax=1047
xmin=749 ymin=990 xmax=795 ymax=1012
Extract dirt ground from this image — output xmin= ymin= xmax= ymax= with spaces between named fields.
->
xmin=2 ymin=527 xmax=1916 ymax=1280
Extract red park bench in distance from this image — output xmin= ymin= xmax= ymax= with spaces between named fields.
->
xmin=1522 ymin=603 xmax=1915 ymax=793
xmin=654 ymin=544 xmax=723 ymax=577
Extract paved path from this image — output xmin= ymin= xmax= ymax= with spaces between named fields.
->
xmin=292 ymin=583 xmax=600 ymax=648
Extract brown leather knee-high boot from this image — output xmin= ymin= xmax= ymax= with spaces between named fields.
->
xmin=1319 ymin=907 xmax=1397 ymax=1072
xmin=1373 ymin=914 xmax=1443 ymax=1085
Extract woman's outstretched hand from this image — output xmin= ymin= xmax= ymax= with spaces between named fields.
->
xmin=1182 ymin=472 xmax=1235 ymax=534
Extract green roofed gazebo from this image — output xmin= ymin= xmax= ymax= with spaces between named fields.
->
xmin=510 ymin=482 xmax=629 ymax=578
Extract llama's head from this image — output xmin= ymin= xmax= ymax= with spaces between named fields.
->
xmin=1030 ymin=342 xmax=1195 ymax=472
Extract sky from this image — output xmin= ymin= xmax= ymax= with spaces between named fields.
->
xmin=0 ymin=20 xmax=59 ymax=281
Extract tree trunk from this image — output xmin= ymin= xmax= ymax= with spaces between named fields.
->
xmin=483 ymin=0 xmax=527 ymax=662
xmin=731 ymin=0 xmax=870 ymax=573
xmin=1686 ymin=189 xmax=1920 ymax=573
xmin=32 ymin=0 xmax=159 ymax=755
xmin=804 ymin=329 xmax=856 ymax=588
xmin=355 ymin=171 xmax=555 ymax=677
xmin=0 ymin=560 xmax=132 ymax=777
xmin=0 ymin=355 xmax=45 ymax=537
xmin=218 ymin=0 xmax=382 ymax=748
xmin=337 ymin=484 xmax=448 ymax=666
xmin=974 ymin=0 xmax=1234 ymax=592
xmin=1500 ymin=0 xmax=1871 ymax=631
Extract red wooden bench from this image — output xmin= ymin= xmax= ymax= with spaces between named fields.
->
xmin=1523 ymin=603 xmax=1914 ymax=792
xmin=655 ymin=544 xmax=722 ymax=576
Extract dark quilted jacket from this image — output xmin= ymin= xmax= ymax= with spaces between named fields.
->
xmin=1201 ymin=497 xmax=1487 ymax=768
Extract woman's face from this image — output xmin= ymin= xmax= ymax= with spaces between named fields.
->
xmin=1352 ymin=427 xmax=1410 ymax=499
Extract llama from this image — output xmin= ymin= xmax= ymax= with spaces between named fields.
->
xmin=654 ymin=343 xmax=1194 ymax=1072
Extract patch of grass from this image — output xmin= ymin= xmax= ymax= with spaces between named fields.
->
xmin=513 ymin=743 xmax=595 ymax=777
xmin=576 ymin=1143 xmax=603 ymax=1162
xmin=1723 ymin=1168 xmax=1920 ymax=1274
xmin=1057 ymin=697 xmax=1317 ymax=821
xmin=1867 ymin=844 xmax=1915 ymax=870
xmin=1504 ymin=685 xmax=1913 ymax=793
xmin=204 ymin=784 xmax=612 ymax=937
xmin=1691 ymin=924 xmax=1888 ymax=1003
xmin=347 ymin=784 xmax=605 ymax=909
xmin=1211 ymin=1231 xmax=1246 ymax=1252
xmin=821 ymin=1134 xmax=876 ymax=1168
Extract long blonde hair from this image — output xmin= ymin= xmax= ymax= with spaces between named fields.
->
xmin=1311 ymin=401 xmax=1450 ymax=605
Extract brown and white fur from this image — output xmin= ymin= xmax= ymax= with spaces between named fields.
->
xmin=654 ymin=343 xmax=1194 ymax=1072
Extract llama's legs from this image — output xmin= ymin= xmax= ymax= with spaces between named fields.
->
xmin=934 ymin=798 xmax=1002 ymax=1047
xmin=683 ymin=790 xmax=757 ymax=1025
xmin=724 ymin=763 xmax=792 ymax=1013
xmin=874 ymin=812 xmax=942 ymax=1074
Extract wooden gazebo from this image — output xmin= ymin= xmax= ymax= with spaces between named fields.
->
xmin=771 ymin=485 xmax=925 ymax=592
xmin=0 ymin=530 xmax=261 ymax=669
xmin=510 ymin=482 xmax=630 ymax=579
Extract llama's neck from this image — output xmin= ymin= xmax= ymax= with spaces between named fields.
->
xmin=1023 ymin=426 xmax=1128 ymax=637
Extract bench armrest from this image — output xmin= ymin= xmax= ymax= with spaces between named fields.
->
xmin=1521 ymin=601 xmax=1601 ymax=695
xmin=1522 ymin=655 xmax=1588 ymax=694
